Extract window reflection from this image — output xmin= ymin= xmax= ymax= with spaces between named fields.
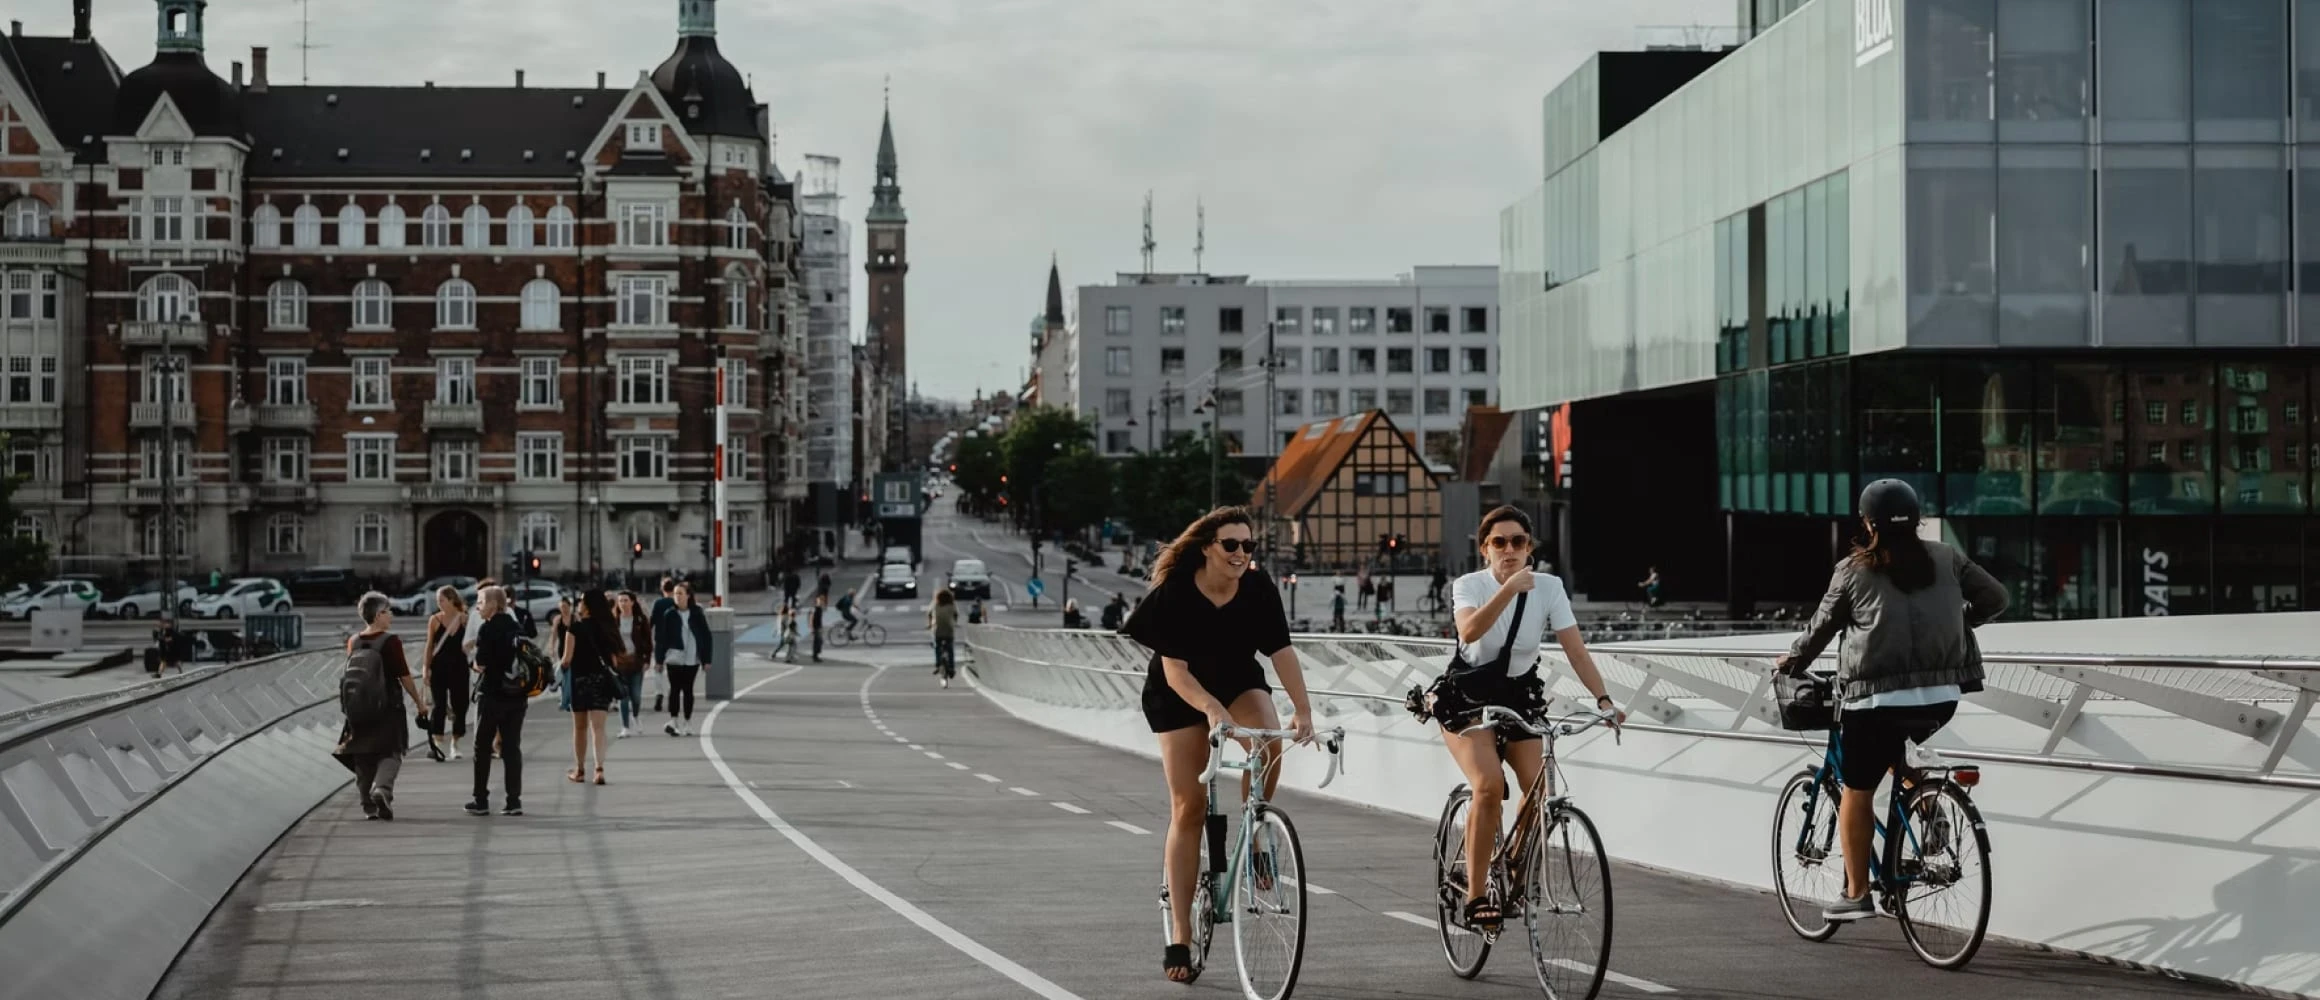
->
xmin=2036 ymin=362 xmax=2124 ymax=513
xmin=2100 ymin=0 xmax=2191 ymax=142
xmin=1996 ymin=147 xmax=2090 ymax=344
xmin=2100 ymin=146 xmax=2192 ymax=344
xmin=2033 ymin=519 xmax=2110 ymax=619
xmin=2127 ymin=364 xmax=2215 ymax=514
xmin=2191 ymin=0 xmax=2286 ymax=142
xmin=2218 ymin=363 xmax=2308 ymax=512
xmin=1908 ymin=0 xmax=1996 ymax=140
xmin=1828 ymin=172 xmax=1851 ymax=355
xmin=1857 ymin=358 xmax=1939 ymax=503
xmin=1944 ymin=361 xmax=2034 ymax=515
xmin=1907 ymin=148 xmax=1997 ymax=344
xmin=2192 ymin=146 xmax=2288 ymax=345
xmin=1948 ymin=518 xmax=2034 ymax=620
xmin=1997 ymin=0 xmax=2090 ymax=141
xmin=2215 ymin=522 xmax=2304 ymax=613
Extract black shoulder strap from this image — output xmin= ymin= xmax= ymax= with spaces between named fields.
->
xmin=1485 ymin=591 xmax=1530 ymax=675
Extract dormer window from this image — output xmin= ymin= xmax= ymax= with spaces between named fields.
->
xmin=626 ymin=123 xmax=663 ymax=149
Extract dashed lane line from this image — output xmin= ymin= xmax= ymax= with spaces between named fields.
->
xmin=1548 ymin=960 xmax=1679 ymax=994
xmin=1382 ymin=911 xmax=1435 ymax=929
xmin=974 ymin=773 xmax=1002 ymax=783
xmin=1008 ymin=787 xmax=1040 ymax=797
xmin=947 ymin=761 xmax=970 ymax=771
xmin=1052 ymin=802 xmax=1092 ymax=815
xmin=1105 ymin=820 xmax=1152 ymax=836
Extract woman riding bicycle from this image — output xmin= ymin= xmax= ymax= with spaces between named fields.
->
xmin=1774 ymin=479 xmax=2007 ymax=923
xmin=1433 ymin=505 xmax=1621 ymax=932
xmin=1121 ymin=505 xmax=1315 ymax=985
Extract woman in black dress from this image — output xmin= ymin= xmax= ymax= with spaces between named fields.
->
xmin=561 ymin=589 xmax=620 ymax=785
xmin=1121 ymin=505 xmax=1315 ymax=984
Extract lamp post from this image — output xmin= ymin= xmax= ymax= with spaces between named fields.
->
xmin=154 ymin=346 xmax=189 ymax=608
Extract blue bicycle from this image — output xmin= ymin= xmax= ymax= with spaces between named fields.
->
xmin=1770 ymin=710 xmax=1993 ymax=969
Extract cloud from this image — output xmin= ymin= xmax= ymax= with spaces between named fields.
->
xmin=73 ymin=0 xmax=1729 ymax=399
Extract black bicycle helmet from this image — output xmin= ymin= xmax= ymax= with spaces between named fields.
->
xmin=1857 ymin=478 xmax=1922 ymax=527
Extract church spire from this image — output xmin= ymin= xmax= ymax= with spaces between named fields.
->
xmin=1044 ymin=255 xmax=1065 ymax=326
xmin=870 ymin=82 xmax=906 ymax=224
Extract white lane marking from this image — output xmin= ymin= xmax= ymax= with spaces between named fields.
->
xmin=747 ymin=781 xmax=759 ymax=789
xmin=891 ymin=736 xmax=908 ymax=743
xmin=908 ymin=744 xmax=924 ymax=750
xmin=1105 ymin=820 xmax=1152 ymax=836
xmin=701 ymin=666 xmax=1087 ymax=1000
xmin=1383 ymin=911 xmax=1435 ymax=929
xmin=255 ymin=899 xmax=379 ymax=912
xmin=946 ymin=761 xmax=970 ymax=771
xmin=1549 ymin=960 xmax=1678 ymax=994
xmin=974 ymin=773 xmax=1002 ymax=783
xmin=836 ymin=780 xmax=855 ymax=789
xmin=926 ymin=751 xmax=946 ymax=760
xmin=1009 ymin=786 xmax=1040 ymax=797
xmin=1051 ymin=801 xmax=1092 ymax=815
xmin=1279 ymin=876 xmax=1335 ymax=896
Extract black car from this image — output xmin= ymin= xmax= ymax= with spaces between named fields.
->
xmin=284 ymin=566 xmax=366 ymax=606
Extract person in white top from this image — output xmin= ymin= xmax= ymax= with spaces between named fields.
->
xmin=1436 ymin=505 xmax=1622 ymax=933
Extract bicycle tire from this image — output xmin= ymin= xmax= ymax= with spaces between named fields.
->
xmin=1770 ymin=769 xmax=1845 ymax=942
xmin=1434 ymin=786 xmax=1492 ymax=978
xmin=1233 ymin=803 xmax=1307 ymax=1000
xmin=1524 ymin=803 xmax=1612 ymax=1000
xmin=1157 ymin=843 xmax=1217 ymax=985
xmin=825 ymin=625 xmax=853 ymax=648
xmin=860 ymin=623 xmax=887 ymax=647
xmin=1896 ymin=781 xmax=1991 ymax=970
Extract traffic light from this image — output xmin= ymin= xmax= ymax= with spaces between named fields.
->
xmin=1031 ymin=537 xmax=1043 ymax=553
xmin=698 ymin=534 xmax=713 ymax=559
xmin=528 ymin=553 xmax=541 ymax=574
xmin=631 ymin=541 xmax=644 ymax=558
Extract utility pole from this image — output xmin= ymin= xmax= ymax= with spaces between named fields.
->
xmin=712 ymin=366 xmax=730 ymax=607
xmin=1261 ymin=320 xmax=1278 ymax=557
xmin=155 ymin=348 xmax=188 ymax=608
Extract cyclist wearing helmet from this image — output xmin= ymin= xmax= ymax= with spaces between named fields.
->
xmin=1775 ymin=479 xmax=2008 ymax=923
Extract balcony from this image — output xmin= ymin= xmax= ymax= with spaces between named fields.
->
xmin=404 ymin=483 xmax=504 ymax=506
xmin=422 ymin=401 xmax=484 ymax=431
xmin=0 ymin=406 xmax=61 ymax=431
xmin=598 ymin=482 xmax=681 ymax=509
xmin=252 ymin=402 xmax=318 ymax=431
xmin=126 ymin=483 xmax=197 ymax=506
xmin=129 ymin=401 xmax=199 ymax=428
xmin=118 ymin=321 xmax=210 ymax=348
xmin=256 ymin=483 xmax=319 ymax=506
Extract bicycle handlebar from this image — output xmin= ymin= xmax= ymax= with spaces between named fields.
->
xmin=1199 ymin=722 xmax=1350 ymax=788
xmin=1465 ymin=705 xmax=1622 ymax=744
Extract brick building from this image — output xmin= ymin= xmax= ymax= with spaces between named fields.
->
xmin=0 ymin=0 xmax=813 ymax=590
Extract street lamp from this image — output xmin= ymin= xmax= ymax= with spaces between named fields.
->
xmin=1193 ymin=394 xmax=1220 ymax=510
xmin=154 ymin=346 xmax=189 ymax=612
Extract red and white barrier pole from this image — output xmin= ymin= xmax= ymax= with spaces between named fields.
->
xmin=713 ymin=372 xmax=729 ymax=608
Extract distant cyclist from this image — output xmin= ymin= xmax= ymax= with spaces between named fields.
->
xmin=1775 ymin=480 xmax=2007 ymax=923
xmin=1637 ymin=566 xmax=1663 ymax=608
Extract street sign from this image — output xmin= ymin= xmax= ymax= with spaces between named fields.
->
xmin=1025 ymin=578 xmax=1046 ymax=599
xmin=878 ymin=502 xmax=915 ymax=518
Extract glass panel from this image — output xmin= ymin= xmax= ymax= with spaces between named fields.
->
xmin=2192 ymin=145 xmax=2287 ymax=346
xmin=1996 ymin=0 xmax=2090 ymax=141
xmin=2191 ymin=0 xmax=2287 ymax=142
xmin=1715 ymin=217 xmax=1733 ymax=373
xmin=2126 ymin=363 xmax=2216 ymax=514
xmin=1787 ymin=187 xmax=1808 ymax=363
xmin=1944 ymin=360 xmax=2035 ymax=516
xmin=2099 ymin=145 xmax=2192 ymax=345
xmin=1768 ymin=195 xmax=1789 ymax=364
xmin=1747 ymin=371 xmax=1770 ymax=511
xmin=2099 ymin=0 xmax=2191 ymax=142
xmin=2035 ymin=361 xmax=2124 ymax=514
xmin=1906 ymin=146 xmax=1997 ymax=345
xmin=2214 ymin=520 xmax=2304 ymax=613
xmin=1996 ymin=146 xmax=2090 ymax=345
xmin=2032 ymin=519 xmax=2109 ymax=619
xmin=2127 ymin=519 xmax=2211 ymax=615
xmin=1949 ymin=518 xmax=2034 ymax=620
xmin=1908 ymin=0 xmax=1997 ymax=141
xmin=1806 ymin=181 xmax=1828 ymax=358
xmin=1734 ymin=212 xmax=1755 ymax=364
xmin=1718 ymin=378 xmax=1736 ymax=509
xmin=2309 ymin=520 xmax=2320 ymax=611
xmin=1828 ymin=171 xmax=1850 ymax=355
xmin=2217 ymin=362 xmax=2309 ymax=512
xmin=1856 ymin=356 xmax=1940 ymax=504
xmin=2300 ymin=151 xmax=2320 ymax=344
xmin=2299 ymin=0 xmax=2320 ymax=134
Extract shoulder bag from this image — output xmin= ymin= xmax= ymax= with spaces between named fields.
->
xmin=1404 ymin=591 xmax=1527 ymax=722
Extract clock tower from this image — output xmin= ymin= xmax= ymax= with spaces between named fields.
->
xmin=866 ymin=93 xmax=909 ymax=468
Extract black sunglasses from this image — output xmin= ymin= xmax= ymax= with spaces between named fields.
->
xmin=1214 ymin=538 xmax=1256 ymax=554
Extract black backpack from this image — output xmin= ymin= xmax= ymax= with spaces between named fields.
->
xmin=339 ymin=635 xmax=395 ymax=723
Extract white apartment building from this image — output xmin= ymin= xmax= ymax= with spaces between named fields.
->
xmin=1069 ymin=266 xmax=1499 ymax=463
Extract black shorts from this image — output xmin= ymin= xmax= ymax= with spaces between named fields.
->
xmin=1142 ymin=658 xmax=1271 ymax=733
xmin=1429 ymin=670 xmax=1548 ymax=744
xmin=1836 ymin=701 xmax=1958 ymax=791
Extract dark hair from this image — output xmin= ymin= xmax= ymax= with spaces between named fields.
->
xmin=580 ymin=588 xmax=618 ymax=646
xmin=660 ymin=576 xmax=676 ymax=595
xmin=935 ymin=588 xmax=955 ymax=606
xmin=1848 ymin=522 xmax=1935 ymax=592
xmin=1476 ymin=505 xmax=1532 ymax=546
xmin=1149 ymin=506 xmax=1255 ymax=590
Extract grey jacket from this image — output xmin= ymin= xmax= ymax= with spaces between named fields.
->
xmin=1786 ymin=541 xmax=2009 ymax=702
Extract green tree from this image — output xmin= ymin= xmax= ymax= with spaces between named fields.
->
xmin=1116 ymin=434 xmax=1251 ymax=542
xmin=999 ymin=406 xmax=1095 ymax=530
xmin=1041 ymin=449 xmax=1114 ymax=537
xmin=0 ymin=439 xmax=48 ymax=588
xmin=952 ymin=432 xmax=1005 ymax=509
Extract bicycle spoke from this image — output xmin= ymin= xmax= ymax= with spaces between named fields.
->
xmin=1233 ymin=805 xmax=1306 ymax=1000
xmin=1435 ymin=790 xmax=1491 ymax=978
xmin=1526 ymin=805 xmax=1611 ymax=1000
xmin=1771 ymin=771 xmax=1845 ymax=942
xmin=1897 ymin=783 xmax=1991 ymax=969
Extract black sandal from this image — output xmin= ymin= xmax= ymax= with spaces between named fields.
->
xmin=1163 ymin=943 xmax=1199 ymax=984
xmin=1464 ymin=896 xmax=1503 ymax=932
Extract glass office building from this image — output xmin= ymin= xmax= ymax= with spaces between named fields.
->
xmin=1501 ymin=0 xmax=2320 ymax=618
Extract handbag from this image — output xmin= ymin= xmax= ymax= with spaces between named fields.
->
xmin=1773 ymin=672 xmax=1836 ymax=731
xmin=1406 ymin=591 xmax=1528 ymax=722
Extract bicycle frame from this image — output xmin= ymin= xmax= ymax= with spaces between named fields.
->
xmin=1794 ymin=730 xmax=1946 ymax=897
xmin=1459 ymin=706 xmax=1618 ymax=911
xmin=1192 ymin=724 xmax=1346 ymax=924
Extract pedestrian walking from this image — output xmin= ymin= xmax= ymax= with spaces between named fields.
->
xmin=422 ymin=586 xmax=471 ymax=762
xmin=649 ymin=577 xmax=676 ymax=711
xmin=928 ymin=589 xmax=959 ymax=688
xmin=561 ymin=590 xmax=619 ymax=785
xmin=780 ymin=567 xmax=801 ymax=610
xmin=656 ymin=581 xmax=713 ymax=735
xmin=1331 ymin=585 xmax=1348 ymax=633
xmin=1101 ymin=593 xmax=1129 ymax=631
xmin=611 ymin=590 xmax=653 ymax=738
xmin=773 ymin=603 xmax=800 ymax=663
xmin=465 ymin=586 xmax=527 ymax=816
xmin=815 ymin=571 xmax=833 ymax=601
xmin=551 ymin=595 xmax=575 ymax=711
xmin=1357 ymin=567 xmax=1374 ymax=610
xmin=333 ymin=592 xmax=427 ymax=821
xmin=810 ymin=593 xmax=827 ymax=662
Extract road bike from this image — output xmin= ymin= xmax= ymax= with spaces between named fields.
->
xmin=1432 ymin=705 xmax=1619 ymax=999
xmin=822 ymin=618 xmax=886 ymax=648
xmin=1769 ymin=697 xmax=1993 ymax=970
xmin=1159 ymin=722 xmax=1347 ymax=1000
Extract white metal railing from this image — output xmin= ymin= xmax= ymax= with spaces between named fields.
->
xmin=962 ymin=626 xmax=2320 ymax=789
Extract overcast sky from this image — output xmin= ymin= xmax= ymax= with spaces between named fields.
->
xmin=76 ymin=0 xmax=1729 ymax=401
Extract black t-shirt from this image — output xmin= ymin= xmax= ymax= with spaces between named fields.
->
xmin=1122 ymin=567 xmax=1292 ymax=673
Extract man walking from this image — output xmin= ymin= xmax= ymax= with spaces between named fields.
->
xmin=465 ymin=586 xmax=527 ymax=816
xmin=649 ymin=577 xmax=676 ymax=712
xmin=810 ymin=593 xmax=827 ymax=663
xmin=779 ymin=567 xmax=801 ymax=610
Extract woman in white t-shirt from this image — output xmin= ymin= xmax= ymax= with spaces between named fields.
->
xmin=1437 ymin=505 xmax=1622 ymax=933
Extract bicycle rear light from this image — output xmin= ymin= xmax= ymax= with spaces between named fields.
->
xmin=1951 ymin=767 xmax=1981 ymax=787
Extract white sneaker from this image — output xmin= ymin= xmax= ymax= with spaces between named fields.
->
xmin=941 ymin=677 xmax=950 ymax=689
xmin=448 ymin=741 xmax=462 ymax=761
xmin=618 ymin=727 xmax=633 ymax=739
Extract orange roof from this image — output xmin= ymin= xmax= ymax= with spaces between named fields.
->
xmin=1251 ymin=410 xmax=1430 ymax=516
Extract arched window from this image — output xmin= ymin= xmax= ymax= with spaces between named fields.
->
xmin=376 ymin=204 xmax=407 ymax=248
xmin=142 ymin=514 xmax=189 ymax=558
xmin=13 ymin=514 xmax=46 ymax=546
xmin=724 ymin=266 xmax=749 ymax=329
xmin=461 ymin=204 xmax=491 ymax=249
xmin=3 ymin=197 xmax=54 ymax=239
xmin=519 ymin=511 xmax=561 ymax=554
xmin=543 ymin=205 xmax=575 ymax=248
xmin=351 ymin=279 xmax=393 ymax=329
xmin=291 ymin=204 xmax=322 ymax=248
xmin=137 ymin=273 xmax=197 ymax=322
xmin=250 ymin=203 xmax=282 ymax=248
xmin=627 ymin=513 xmax=664 ymax=554
xmin=520 ymin=279 xmax=560 ymax=330
xmin=266 ymin=513 xmax=304 ymax=555
xmin=725 ymin=204 xmax=750 ymax=250
xmin=435 ymin=279 xmax=476 ymax=330
xmin=352 ymin=511 xmax=390 ymax=556
xmin=420 ymin=204 xmax=452 ymax=247
xmin=505 ymin=204 xmax=535 ymax=250
xmin=337 ymin=203 xmax=366 ymax=248
xmin=266 ymin=279 xmax=307 ymax=329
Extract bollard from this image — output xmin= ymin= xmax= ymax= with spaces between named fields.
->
xmin=705 ymin=607 xmax=737 ymax=700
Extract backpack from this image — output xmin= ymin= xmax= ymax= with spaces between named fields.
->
xmin=512 ymin=638 xmax=554 ymax=697
xmin=339 ymin=635 xmax=395 ymax=724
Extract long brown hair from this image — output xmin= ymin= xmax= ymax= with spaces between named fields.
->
xmin=1149 ymin=506 xmax=1254 ymax=590
xmin=1848 ymin=523 xmax=1935 ymax=592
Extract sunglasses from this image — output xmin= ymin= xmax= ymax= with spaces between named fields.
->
xmin=1214 ymin=537 xmax=1257 ymax=554
xmin=1485 ymin=534 xmax=1533 ymax=551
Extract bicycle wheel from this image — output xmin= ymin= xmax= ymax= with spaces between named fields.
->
xmin=1233 ymin=803 xmax=1308 ymax=1000
xmin=1524 ymin=803 xmax=1612 ymax=1000
xmin=1770 ymin=769 xmax=1846 ymax=942
xmin=825 ymin=625 xmax=853 ymax=648
xmin=860 ymin=623 xmax=887 ymax=647
xmin=1434 ymin=786 xmax=1492 ymax=978
xmin=1895 ymin=781 xmax=1991 ymax=970
xmin=1157 ymin=868 xmax=1216 ymax=985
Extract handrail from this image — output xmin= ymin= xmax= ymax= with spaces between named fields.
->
xmin=0 ymin=646 xmax=320 ymax=753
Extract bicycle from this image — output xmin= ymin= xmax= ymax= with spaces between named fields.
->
xmin=1159 ymin=721 xmax=1347 ymax=1000
xmin=1769 ymin=687 xmax=1993 ymax=970
xmin=822 ymin=618 xmax=886 ymax=648
xmin=1431 ymin=705 xmax=1619 ymax=999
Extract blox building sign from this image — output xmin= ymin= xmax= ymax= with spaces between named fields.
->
xmin=1855 ymin=0 xmax=1895 ymax=66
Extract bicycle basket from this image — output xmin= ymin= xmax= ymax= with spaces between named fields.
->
xmin=1773 ymin=672 xmax=1836 ymax=731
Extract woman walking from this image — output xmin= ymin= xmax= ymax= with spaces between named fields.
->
xmin=928 ymin=589 xmax=958 ymax=687
xmin=560 ymin=590 xmax=619 ymax=785
xmin=1121 ymin=505 xmax=1315 ymax=984
xmin=772 ymin=602 xmax=800 ymax=663
xmin=333 ymin=592 xmax=428 ymax=821
xmin=655 ymin=581 xmax=712 ymax=736
xmin=422 ymin=586 xmax=471 ymax=762
xmin=551 ymin=594 xmax=575 ymax=711
xmin=611 ymin=590 xmax=653 ymax=738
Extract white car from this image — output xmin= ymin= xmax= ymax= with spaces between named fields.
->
xmin=95 ymin=579 xmax=200 ymax=619
xmin=4 ymin=579 xmax=101 ymax=619
xmin=189 ymin=577 xmax=295 ymax=619
xmin=946 ymin=559 xmax=991 ymax=599
xmin=505 ymin=580 xmax=566 ymax=622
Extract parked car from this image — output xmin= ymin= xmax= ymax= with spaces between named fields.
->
xmin=283 ymin=566 xmax=367 ymax=607
xmin=95 ymin=579 xmax=199 ymax=619
xmin=3 ymin=579 xmax=102 ymax=619
xmin=391 ymin=575 xmax=481 ymax=615
xmin=946 ymin=558 xmax=991 ymax=599
xmin=189 ymin=578 xmax=294 ymax=619
xmin=874 ymin=563 xmax=919 ymax=599
xmin=506 ymin=580 xmax=566 ymax=622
